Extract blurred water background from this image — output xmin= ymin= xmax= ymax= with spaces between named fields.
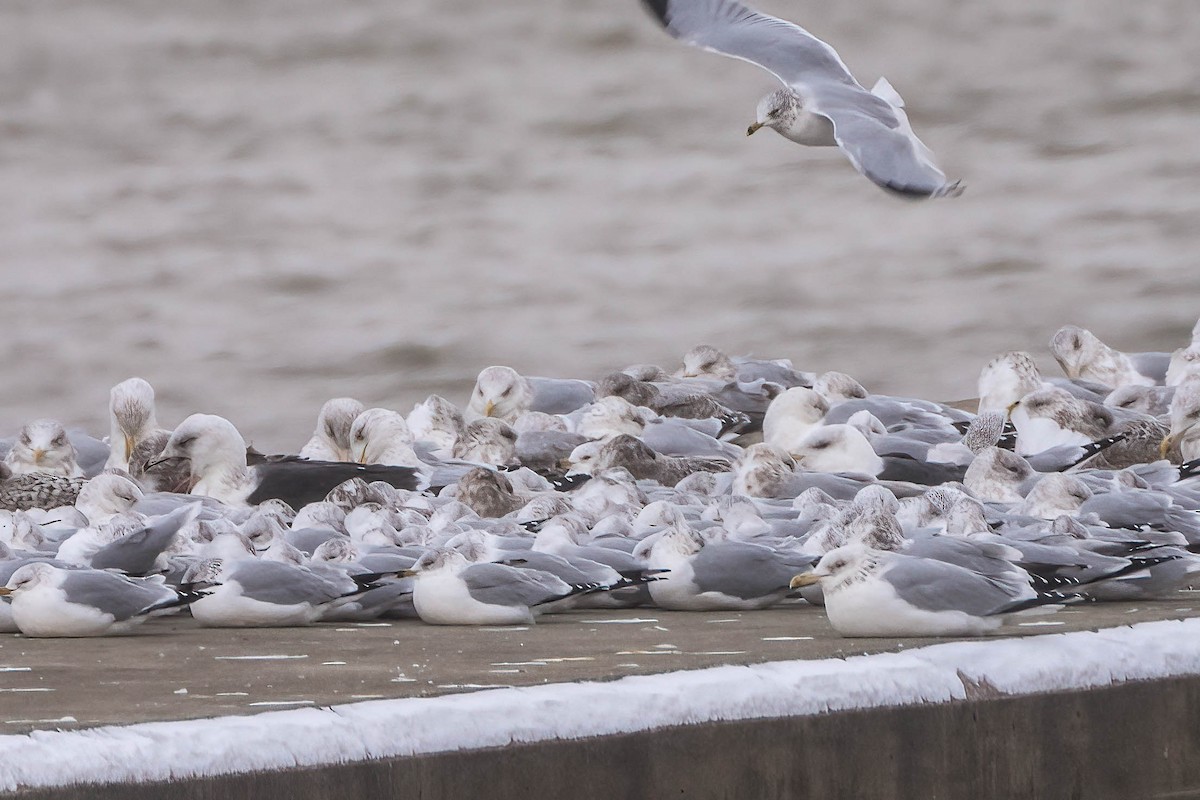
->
xmin=1 ymin=0 xmax=1197 ymax=451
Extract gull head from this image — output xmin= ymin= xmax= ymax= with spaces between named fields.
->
xmin=109 ymin=378 xmax=158 ymax=465
xmin=678 ymin=344 xmax=736 ymax=381
xmin=749 ymin=88 xmax=800 ymax=135
xmin=1 ymin=562 xmax=59 ymax=597
xmin=154 ymin=414 xmax=248 ymax=481
xmin=407 ymin=395 xmax=465 ymax=452
xmin=977 ymin=351 xmax=1042 ymax=416
xmin=790 ymin=543 xmax=877 ymax=593
xmin=350 ymin=408 xmax=417 ymax=466
xmin=5 ymin=419 xmax=79 ymax=477
xmin=467 ymin=366 xmax=533 ymax=423
xmin=315 ymin=397 xmax=366 ymax=457
xmin=790 ymin=424 xmax=884 ymax=476
xmin=406 ymin=547 xmax=468 ymax=576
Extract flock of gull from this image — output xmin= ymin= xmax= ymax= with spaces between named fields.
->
xmin=2 ymin=321 xmax=1200 ymax=639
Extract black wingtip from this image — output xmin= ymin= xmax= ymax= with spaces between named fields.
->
xmin=1180 ymin=458 xmax=1200 ymax=480
xmin=551 ymin=473 xmax=592 ymax=492
xmin=640 ymin=0 xmax=671 ymax=27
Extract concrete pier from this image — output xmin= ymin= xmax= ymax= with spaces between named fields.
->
xmin=4 ymin=596 xmax=1200 ymax=798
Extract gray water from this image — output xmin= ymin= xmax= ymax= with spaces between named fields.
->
xmin=2 ymin=0 xmax=1198 ymax=451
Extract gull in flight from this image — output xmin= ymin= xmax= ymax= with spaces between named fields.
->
xmin=641 ymin=0 xmax=963 ymax=198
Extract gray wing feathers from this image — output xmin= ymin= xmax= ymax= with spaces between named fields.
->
xmin=229 ymin=562 xmax=342 ymax=606
xmin=690 ymin=543 xmax=812 ymax=599
xmin=461 ymin=563 xmax=570 ymax=607
xmin=882 ymin=556 xmax=1027 ymax=617
xmin=60 ymin=571 xmax=173 ymax=621
xmin=645 ymin=0 xmax=855 ymax=88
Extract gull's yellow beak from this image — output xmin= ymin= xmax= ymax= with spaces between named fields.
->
xmin=483 ymin=400 xmax=495 ymax=417
xmin=399 ymin=569 xmax=418 ymax=578
xmin=1160 ymin=434 xmax=1175 ymax=460
xmin=789 ymin=573 xmax=821 ymax=589
xmin=124 ymin=435 xmax=135 ymax=462
xmin=747 ymin=122 xmax=763 ymax=136
xmin=32 ymin=449 xmax=45 ymax=464
xmin=0 ymin=587 xmax=12 ymax=596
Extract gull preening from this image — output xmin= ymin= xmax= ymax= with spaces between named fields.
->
xmin=640 ymin=0 xmax=963 ymax=198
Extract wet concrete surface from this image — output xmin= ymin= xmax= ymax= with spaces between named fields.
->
xmin=3 ymin=593 xmax=1199 ymax=736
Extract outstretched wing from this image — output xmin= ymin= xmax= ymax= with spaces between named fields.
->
xmin=641 ymin=0 xmax=960 ymax=197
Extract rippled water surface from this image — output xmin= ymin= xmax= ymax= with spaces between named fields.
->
xmin=1 ymin=0 xmax=1197 ymax=449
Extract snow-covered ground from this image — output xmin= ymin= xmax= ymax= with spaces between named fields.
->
xmin=3 ymin=617 xmax=1200 ymax=792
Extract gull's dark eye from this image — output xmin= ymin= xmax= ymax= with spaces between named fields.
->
xmin=811 ymin=441 xmax=831 ymax=450
xmin=501 ymin=388 xmax=512 ymax=398
xmin=19 ymin=434 xmax=30 ymax=445
xmin=176 ymin=436 xmax=196 ymax=449
xmin=53 ymin=435 xmax=66 ymax=446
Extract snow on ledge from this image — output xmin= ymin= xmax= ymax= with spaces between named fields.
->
xmin=4 ymin=618 xmax=1200 ymax=792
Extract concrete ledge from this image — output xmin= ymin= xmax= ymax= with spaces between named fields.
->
xmin=12 ymin=675 xmax=1200 ymax=800
xmin=6 ymin=619 xmax=1200 ymax=798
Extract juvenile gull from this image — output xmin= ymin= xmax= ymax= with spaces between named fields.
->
xmin=678 ymin=344 xmax=813 ymax=388
xmin=1010 ymin=388 xmax=1114 ymax=456
xmin=1163 ymin=379 xmax=1200 ymax=462
xmin=406 ymin=395 xmax=465 ymax=454
xmin=348 ymin=408 xmax=421 ymax=469
xmin=0 ymin=562 xmax=199 ymax=638
xmin=465 ymin=366 xmax=595 ymax=423
xmin=452 ymin=418 xmax=520 ymax=467
xmin=4 ymin=420 xmax=83 ymax=478
xmin=641 ymin=0 xmax=963 ymax=197
xmin=597 ymin=372 xmax=749 ymax=430
xmin=1049 ymin=325 xmax=1165 ymax=388
xmin=567 ymin=435 xmax=731 ymax=486
xmin=105 ymin=378 xmax=167 ymax=472
xmin=0 ymin=463 xmax=86 ymax=512
xmin=977 ymin=352 xmax=1042 ymax=415
xmin=299 ymin=398 xmax=365 ymax=462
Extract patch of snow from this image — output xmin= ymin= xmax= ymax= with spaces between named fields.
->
xmin=5 ymin=620 xmax=1200 ymax=792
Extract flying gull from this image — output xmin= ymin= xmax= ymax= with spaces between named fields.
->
xmin=640 ymin=0 xmax=963 ymax=197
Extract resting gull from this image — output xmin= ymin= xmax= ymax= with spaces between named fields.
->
xmin=1049 ymin=325 xmax=1166 ymax=388
xmin=0 ymin=463 xmax=86 ymax=512
xmin=790 ymin=543 xmax=1069 ymax=637
xmin=1163 ymin=379 xmax=1200 ymax=462
xmin=465 ymin=366 xmax=595 ymax=423
xmin=402 ymin=548 xmax=598 ymax=625
xmin=181 ymin=557 xmax=385 ymax=627
xmin=640 ymin=0 xmax=962 ymax=197
xmin=105 ymin=378 xmax=168 ymax=472
xmin=299 ymin=397 xmax=365 ymax=462
xmin=0 ymin=562 xmax=200 ymax=638
xmin=4 ymin=419 xmax=83 ymax=478
xmin=149 ymin=414 xmax=420 ymax=508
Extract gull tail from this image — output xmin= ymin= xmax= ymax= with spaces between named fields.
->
xmin=871 ymin=77 xmax=963 ymax=199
